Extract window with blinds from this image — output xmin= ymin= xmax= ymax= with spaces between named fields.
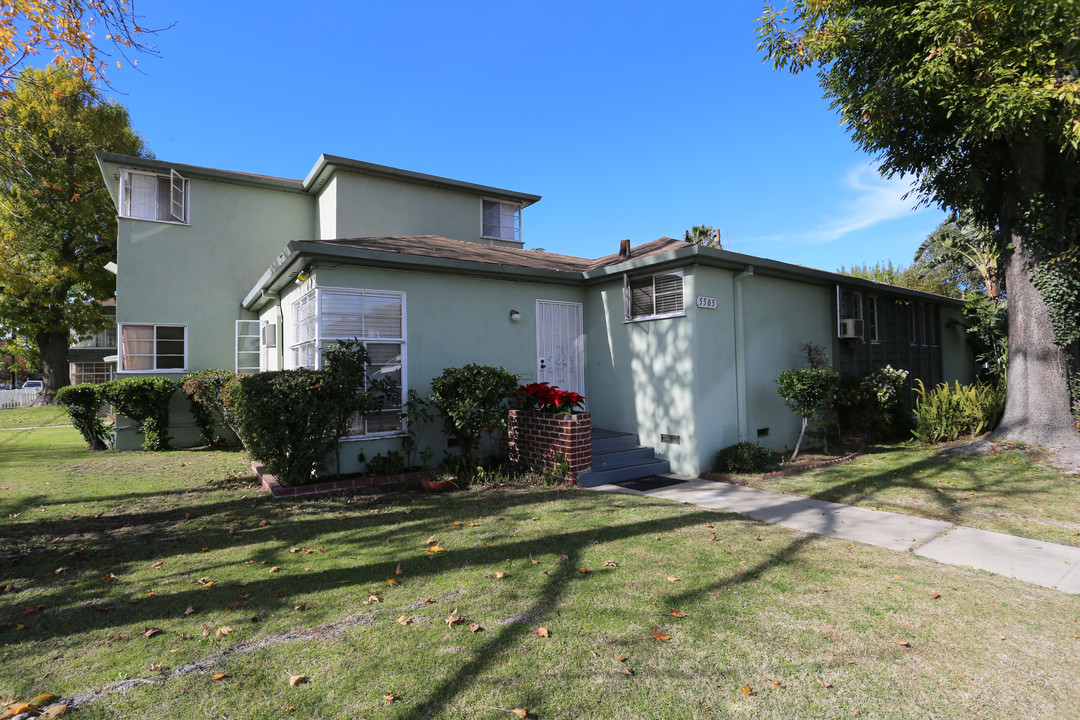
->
xmin=481 ymin=199 xmax=521 ymax=242
xmin=624 ymin=271 xmax=685 ymax=321
xmin=288 ymin=287 xmax=405 ymax=437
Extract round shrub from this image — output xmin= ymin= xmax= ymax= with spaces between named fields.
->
xmin=180 ymin=369 xmax=240 ymax=446
xmin=99 ymin=377 xmax=178 ymax=451
xmin=714 ymin=441 xmax=774 ymax=474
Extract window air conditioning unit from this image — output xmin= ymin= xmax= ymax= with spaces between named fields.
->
xmin=839 ymin=318 xmax=863 ymax=339
xmin=261 ymin=323 xmax=277 ymax=347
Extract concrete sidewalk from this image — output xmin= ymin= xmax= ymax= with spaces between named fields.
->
xmin=594 ymin=477 xmax=1080 ymax=594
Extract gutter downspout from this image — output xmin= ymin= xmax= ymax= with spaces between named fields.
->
xmin=733 ymin=265 xmax=754 ymax=442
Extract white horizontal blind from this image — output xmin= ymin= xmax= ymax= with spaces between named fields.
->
xmin=653 ymin=273 xmax=683 ymax=315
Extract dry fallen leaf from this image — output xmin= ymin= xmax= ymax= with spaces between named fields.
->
xmin=817 ymin=679 xmax=834 ymax=688
xmin=511 ymin=710 xmax=528 ymax=718
xmin=293 ymin=603 xmax=306 ymax=612
xmin=384 ymin=691 xmax=397 ymax=703
xmin=102 ymin=572 xmax=118 ymax=582
xmin=212 ymin=672 xmax=227 ymax=681
xmin=395 ymin=564 xmax=404 ymax=576
xmin=214 ymin=626 xmax=233 ymax=638
xmin=387 ymin=578 xmax=400 ymax=586
xmin=495 ymin=571 xmax=507 ymax=579
xmin=149 ymin=663 xmax=162 ymax=671
xmin=535 ymin=627 xmax=550 ymax=638
xmin=445 ymin=609 xmax=465 ymax=627
xmin=289 ymin=547 xmax=300 ymax=554
xmin=652 ymin=628 xmax=670 ymax=642
xmin=578 ymin=567 xmax=591 ymax=574
xmin=929 ymin=591 xmax=941 ymax=599
xmin=558 ymin=554 xmax=569 ymax=561
xmin=38 ymin=704 xmax=68 ymax=719
xmin=604 ymin=560 xmax=618 ymax=567
xmin=468 ymin=623 xmax=482 ymax=633
xmin=741 ymin=685 xmax=755 ymax=695
xmin=150 ymin=560 xmax=164 ymax=569
xmin=396 ymin=615 xmax=413 ymax=626
xmin=143 ymin=627 xmax=161 ymax=638
xmin=761 ymin=675 xmax=782 ymax=688
xmin=666 ymin=575 xmax=680 ymax=582
xmin=896 ymin=638 xmax=912 ymax=649
xmin=669 ymin=609 xmax=686 ymax=618
xmin=425 ymin=534 xmax=437 ymax=545
xmin=428 ymin=543 xmax=446 ymax=554
xmin=288 ymin=674 xmax=307 ymax=687
xmin=184 ymin=606 xmax=195 ymax=616
xmin=269 ymin=566 xmax=281 ymax=573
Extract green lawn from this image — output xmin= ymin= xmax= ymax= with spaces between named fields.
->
xmin=2 ymin=417 xmax=1079 ymax=719
xmin=737 ymin=442 xmax=1080 ymax=547
xmin=0 ymin=404 xmax=70 ymax=429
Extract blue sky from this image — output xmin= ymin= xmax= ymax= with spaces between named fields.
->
xmin=100 ymin=0 xmax=944 ymax=271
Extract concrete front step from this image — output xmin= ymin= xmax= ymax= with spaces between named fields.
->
xmin=578 ymin=428 xmax=670 ymax=488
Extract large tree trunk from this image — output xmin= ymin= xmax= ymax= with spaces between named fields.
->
xmin=991 ymin=232 xmax=1080 ymax=452
xmin=36 ymin=330 xmax=71 ymax=395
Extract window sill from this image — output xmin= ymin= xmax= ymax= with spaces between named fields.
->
xmin=119 ymin=215 xmax=190 ymax=227
xmin=339 ymin=431 xmax=407 ymax=442
xmin=117 ymin=368 xmax=188 ymax=374
xmin=623 ymin=311 xmax=687 ymax=324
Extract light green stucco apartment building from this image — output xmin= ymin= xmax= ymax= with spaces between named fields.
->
xmin=95 ymin=151 xmax=973 ymax=479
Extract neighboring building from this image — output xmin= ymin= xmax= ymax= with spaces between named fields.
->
xmin=95 ymin=151 xmax=973 ymax=478
xmin=69 ymin=299 xmax=117 ymax=385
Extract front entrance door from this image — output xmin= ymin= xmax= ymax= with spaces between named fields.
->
xmin=535 ymin=300 xmax=585 ymax=399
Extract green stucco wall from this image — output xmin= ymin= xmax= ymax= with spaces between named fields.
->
xmin=115 ymin=175 xmax=314 ymax=380
xmin=316 ymin=173 xmax=522 ymax=248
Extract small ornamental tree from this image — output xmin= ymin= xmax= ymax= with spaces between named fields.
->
xmin=429 ymin=364 xmax=519 ymax=467
xmin=776 ymin=343 xmax=838 ymax=461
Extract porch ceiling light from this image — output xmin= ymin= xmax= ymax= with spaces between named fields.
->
xmin=509 ymin=309 xmax=521 ymax=322
xmin=295 ymin=270 xmax=310 ymax=284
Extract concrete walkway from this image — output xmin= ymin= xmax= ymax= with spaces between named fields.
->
xmin=595 ymin=477 xmax=1080 ymax=594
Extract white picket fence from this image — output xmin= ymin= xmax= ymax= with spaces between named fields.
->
xmin=0 ymin=388 xmax=41 ymax=410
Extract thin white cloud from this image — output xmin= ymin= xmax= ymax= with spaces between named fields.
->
xmin=806 ymin=163 xmax=927 ymax=244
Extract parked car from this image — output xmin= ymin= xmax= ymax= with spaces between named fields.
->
xmin=22 ymin=380 xmax=44 ymax=390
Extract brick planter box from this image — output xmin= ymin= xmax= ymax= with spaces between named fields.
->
xmin=507 ymin=410 xmax=591 ymax=480
xmin=253 ymin=461 xmax=436 ymax=498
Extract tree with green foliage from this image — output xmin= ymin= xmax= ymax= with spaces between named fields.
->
xmin=776 ymin=342 xmax=838 ymax=461
xmin=0 ymin=66 xmax=147 ymax=393
xmin=917 ymin=211 xmax=1002 ymax=302
xmin=429 ymin=364 xmax=519 ymax=468
xmin=837 ymin=258 xmax=964 ymax=299
xmin=759 ymin=0 xmax=1080 ymax=451
xmin=684 ymin=225 xmax=721 ymax=248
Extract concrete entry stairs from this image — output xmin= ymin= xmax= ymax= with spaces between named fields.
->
xmin=577 ymin=428 xmax=671 ymax=488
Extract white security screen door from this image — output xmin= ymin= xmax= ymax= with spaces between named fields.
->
xmin=535 ymin=300 xmax=585 ymax=399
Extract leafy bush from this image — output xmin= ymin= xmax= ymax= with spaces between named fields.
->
xmin=832 ymin=365 xmax=910 ymax=440
xmin=180 ymin=369 xmax=239 ymax=446
xmin=222 ymin=340 xmax=391 ymax=486
xmin=429 ymin=364 xmax=519 ymax=466
xmin=56 ymin=383 xmax=111 ymax=451
xmin=99 ymin=377 xmax=178 ymax=451
xmin=912 ymin=378 xmax=1006 ymax=443
xmin=714 ymin=441 xmax=773 ymax=474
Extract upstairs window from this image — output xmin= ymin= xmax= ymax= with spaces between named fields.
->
xmin=625 ymin=271 xmax=685 ymax=321
xmin=482 ymin=199 xmax=521 ymax=242
xmin=121 ymin=169 xmax=189 ymax=223
xmin=837 ymin=287 xmax=864 ymax=339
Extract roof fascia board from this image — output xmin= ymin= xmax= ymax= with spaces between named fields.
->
xmin=303 ymin=154 xmax=541 ymax=207
xmin=95 ymin=151 xmax=305 ymax=193
xmin=243 ymin=241 xmax=583 ymax=309
xmin=584 ymin=244 xmax=963 ymax=306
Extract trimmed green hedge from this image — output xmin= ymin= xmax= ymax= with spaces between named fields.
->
xmin=180 ymin=369 xmax=240 ymax=447
xmin=99 ymin=377 xmax=178 ymax=451
xmin=56 ymin=383 xmax=111 ymax=451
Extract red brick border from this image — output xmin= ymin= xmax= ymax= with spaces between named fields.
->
xmin=253 ymin=462 xmax=437 ymax=498
xmin=506 ymin=410 xmax=592 ymax=480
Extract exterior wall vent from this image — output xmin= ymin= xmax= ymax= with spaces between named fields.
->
xmin=756 ymin=427 xmax=770 ymax=438
xmin=660 ymin=434 xmax=681 ymax=445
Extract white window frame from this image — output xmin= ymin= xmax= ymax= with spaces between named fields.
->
xmin=287 ymin=286 xmax=406 ymax=439
xmin=120 ymin=169 xmax=190 ymax=224
xmin=481 ymin=198 xmax=522 ymax=242
xmin=117 ymin=322 xmax=188 ymax=373
xmin=867 ymin=296 xmax=880 ymax=343
xmin=235 ymin=320 xmax=261 ymax=374
xmin=624 ymin=270 xmax=686 ymax=322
